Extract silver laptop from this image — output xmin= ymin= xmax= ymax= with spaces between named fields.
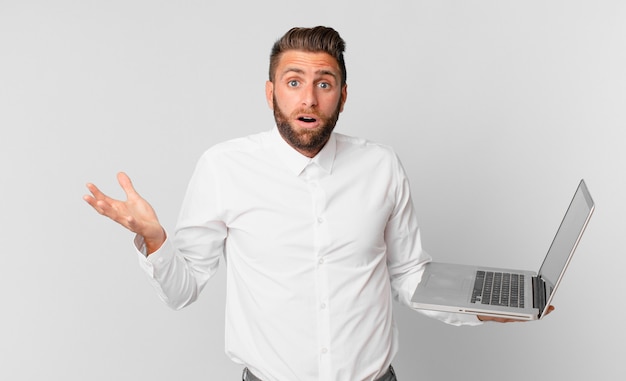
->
xmin=410 ymin=179 xmax=594 ymax=320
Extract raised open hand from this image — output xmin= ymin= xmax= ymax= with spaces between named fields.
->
xmin=84 ymin=172 xmax=166 ymax=254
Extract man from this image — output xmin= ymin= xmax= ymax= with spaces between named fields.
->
xmin=84 ymin=26 xmax=548 ymax=381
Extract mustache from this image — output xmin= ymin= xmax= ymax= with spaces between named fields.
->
xmin=290 ymin=108 xmax=324 ymax=119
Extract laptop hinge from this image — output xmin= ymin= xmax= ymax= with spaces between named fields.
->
xmin=532 ymin=276 xmax=547 ymax=313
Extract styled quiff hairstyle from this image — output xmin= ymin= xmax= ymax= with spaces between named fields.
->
xmin=269 ymin=26 xmax=347 ymax=86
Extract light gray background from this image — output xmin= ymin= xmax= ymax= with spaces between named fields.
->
xmin=1 ymin=1 xmax=624 ymax=380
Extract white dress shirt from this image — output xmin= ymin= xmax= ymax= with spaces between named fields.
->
xmin=136 ymin=127 xmax=480 ymax=381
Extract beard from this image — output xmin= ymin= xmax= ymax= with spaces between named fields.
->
xmin=273 ymin=95 xmax=342 ymax=156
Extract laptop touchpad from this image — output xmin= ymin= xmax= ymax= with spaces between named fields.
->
xmin=424 ymin=273 xmax=469 ymax=294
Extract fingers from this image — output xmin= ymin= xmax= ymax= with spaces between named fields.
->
xmin=82 ymin=193 xmax=99 ymax=211
xmin=478 ymin=305 xmax=556 ymax=323
xmin=478 ymin=315 xmax=522 ymax=323
xmin=85 ymin=182 xmax=106 ymax=201
xmin=83 ymin=191 xmax=116 ymax=218
xmin=83 ymin=180 xmax=122 ymax=219
xmin=83 ymin=172 xmax=134 ymax=208
xmin=83 ymin=183 xmax=110 ymax=213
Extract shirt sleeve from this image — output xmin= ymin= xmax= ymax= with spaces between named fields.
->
xmin=385 ymin=154 xmax=482 ymax=326
xmin=134 ymin=152 xmax=227 ymax=310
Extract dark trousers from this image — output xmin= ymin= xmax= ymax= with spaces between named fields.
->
xmin=242 ymin=365 xmax=397 ymax=381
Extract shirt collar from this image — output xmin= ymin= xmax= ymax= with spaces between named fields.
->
xmin=269 ymin=127 xmax=336 ymax=176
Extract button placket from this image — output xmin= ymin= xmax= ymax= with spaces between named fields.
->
xmin=303 ymin=164 xmax=332 ymax=378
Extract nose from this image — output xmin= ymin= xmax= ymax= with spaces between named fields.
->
xmin=301 ymin=83 xmax=318 ymax=108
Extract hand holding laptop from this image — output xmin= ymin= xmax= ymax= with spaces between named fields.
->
xmin=478 ymin=305 xmax=555 ymax=323
xmin=411 ymin=180 xmax=594 ymax=321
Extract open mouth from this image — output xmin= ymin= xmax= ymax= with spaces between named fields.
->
xmin=298 ymin=116 xmax=317 ymax=123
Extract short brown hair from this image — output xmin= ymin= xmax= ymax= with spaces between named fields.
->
xmin=269 ymin=26 xmax=347 ymax=86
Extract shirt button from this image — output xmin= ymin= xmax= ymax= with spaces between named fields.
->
xmin=321 ymin=347 xmax=328 ymax=354
xmin=320 ymin=302 xmax=327 ymax=309
xmin=317 ymin=217 xmax=324 ymax=224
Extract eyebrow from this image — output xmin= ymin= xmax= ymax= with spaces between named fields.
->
xmin=281 ymin=67 xmax=339 ymax=81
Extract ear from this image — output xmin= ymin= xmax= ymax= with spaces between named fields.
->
xmin=339 ymin=83 xmax=348 ymax=112
xmin=265 ymin=80 xmax=274 ymax=110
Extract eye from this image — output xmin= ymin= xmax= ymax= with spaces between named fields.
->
xmin=288 ymin=80 xmax=299 ymax=87
xmin=318 ymin=82 xmax=330 ymax=89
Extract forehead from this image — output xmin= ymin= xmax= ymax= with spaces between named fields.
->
xmin=275 ymin=50 xmax=341 ymax=78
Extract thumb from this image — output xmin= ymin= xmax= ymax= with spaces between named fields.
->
xmin=117 ymin=172 xmax=139 ymax=198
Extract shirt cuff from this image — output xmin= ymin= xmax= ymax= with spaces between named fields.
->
xmin=134 ymin=233 xmax=174 ymax=277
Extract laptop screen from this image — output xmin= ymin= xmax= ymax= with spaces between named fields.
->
xmin=538 ymin=180 xmax=594 ymax=297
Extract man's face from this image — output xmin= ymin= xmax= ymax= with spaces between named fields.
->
xmin=266 ymin=50 xmax=347 ymax=157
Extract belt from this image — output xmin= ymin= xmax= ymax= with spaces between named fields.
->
xmin=243 ymin=365 xmax=396 ymax=381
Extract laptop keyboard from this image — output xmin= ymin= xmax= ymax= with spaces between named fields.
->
xmin=471 ymin=270 xmax=525 ymax=308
